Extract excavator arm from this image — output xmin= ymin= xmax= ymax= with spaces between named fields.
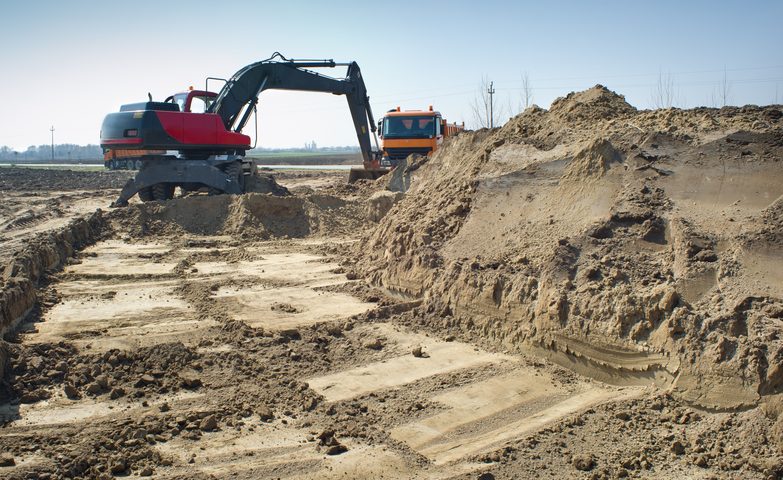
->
xmin=102 ymin=53 xmax=383 ymax=206
xmin=210 ymin=53 xmax=379 ymax=164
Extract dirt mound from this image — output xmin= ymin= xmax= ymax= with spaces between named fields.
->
xmin=108 ymin=191 xmax=370 ymax=239
xmin=561 ymin=138 xmax=623 ymax=180
xmin=243 ymin=171 xmax=291 ymax=196
xmin=366 ymin=191 xmax=404 ymax=222
xmin=550 ymin=84 xmax=637 ymax=121
xmin=223 ymin=194 xmax=310 ymax=238
xmin=350 ymin=86 xmax=783 ymax=412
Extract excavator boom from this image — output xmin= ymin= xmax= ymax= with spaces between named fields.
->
xmin=100 ymin=53 xmax=382 ymax=206
xmin=209 ymin=53 xmax=378 ymax=164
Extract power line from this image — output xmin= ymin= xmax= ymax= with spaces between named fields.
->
xmin=494 ymin=76 xmax=783 ymax=92
xmin=488 ymin=81 xmax=496 ymax=128
xmin=368 ymin=64 xmax=783 ymax=101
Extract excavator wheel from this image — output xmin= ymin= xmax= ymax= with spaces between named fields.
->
xmin=138 ymin=187 xmax=154 ymax=202
xmin=152 ymin=183 xmax=175 ymax=201
xmin=224 ymin=161 xmax=241 ymax=178
xmin=208 ymin=161 xmax=242 ymax=196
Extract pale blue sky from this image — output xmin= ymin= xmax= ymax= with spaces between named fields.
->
xmin=0 ymin=0 xmax=780 ymax=150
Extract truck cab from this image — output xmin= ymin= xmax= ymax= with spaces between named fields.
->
xmin=377 ymin=106 xmax=463 ymax=168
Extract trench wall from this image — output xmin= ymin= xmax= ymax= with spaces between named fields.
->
xmin=0 ymin=211 xmax=106 ymax=336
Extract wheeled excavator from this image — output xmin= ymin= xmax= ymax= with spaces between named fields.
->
xmin=100 ymin=53 xmax=384 ymax=206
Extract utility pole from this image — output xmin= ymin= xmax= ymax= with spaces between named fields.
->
xmin=50 ymin=126 xmax=55 ymax=161
xmin=488 ymin=81 xmax=495 ymax=128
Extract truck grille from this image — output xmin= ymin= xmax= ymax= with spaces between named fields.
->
xmin=385 ymin=147 xmax=432 ymax=161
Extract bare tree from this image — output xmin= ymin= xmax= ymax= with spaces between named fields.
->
xmin=506 ymin=93 xmax=517 ymax=121
xmin=470 ymin=76 xmax=504 ymax=129
xmin=521 ymin=72 xmax=533 ymax=110
xmin=710 ymin=68 xmax=732 ymax=107
xmin=651 ymin=70 xmax=677 ymax=109
xmin=718 ymin=67 xmax=731 ymax=106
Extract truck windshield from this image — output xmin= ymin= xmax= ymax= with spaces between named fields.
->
xmin=383 ymin=116 xmax=436 ymax=138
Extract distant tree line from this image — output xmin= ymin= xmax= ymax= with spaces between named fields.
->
xmin=0 ymin=144 xmax=103 ymax=163
xmin=0 ymin=144 xmax=360 ymax=163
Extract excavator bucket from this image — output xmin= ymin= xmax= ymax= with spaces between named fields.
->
xmin=347 ymin=167 xmax=389 ymax=184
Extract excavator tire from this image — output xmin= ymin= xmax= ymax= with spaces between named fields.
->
xmin=138 ymin=187 xmax=154 ymax=202
xmin=347 ymin=167 xmax=389 ymax=184
xmin=224 ymin=161 xmax=241 ymax=181
xmin=152 ymin=183 xmax=175 ymax=201
xmin=208 ymin=161 xmax=242 ymax=196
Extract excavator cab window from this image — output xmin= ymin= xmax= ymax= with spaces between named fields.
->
xmin=170 ymin=93 xmax=214 ymax=113
xmin=188 ymin=96 xmax=209 ymax=114
xmin=173 ymin=93 xmax=188 ymax=112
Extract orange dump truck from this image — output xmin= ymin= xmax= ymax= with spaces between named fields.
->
xmin=348 ymin=106 xmax=464 ymax=182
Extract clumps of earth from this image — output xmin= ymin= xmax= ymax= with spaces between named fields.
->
xmin=7 ymin=342 xmax=201 ymax=404
xmin=0 ymin=318 xmax=402 ymax=478
xmin=104 ymin=188 xmax=371 ymax=240
xmin=349 ymin=84 xmax=783 ymax=437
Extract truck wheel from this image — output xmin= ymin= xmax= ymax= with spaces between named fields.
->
xmin=152 ymin=183 xmax=175 ymax=201
xmin=138 ymin=187 xmax=154 ymax=202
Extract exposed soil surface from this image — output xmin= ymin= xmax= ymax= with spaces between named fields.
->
xmin=0 ymin=168 xmax=132 ymax=264
xmin=1 ymin=91 xmax=782 ymax=480
xmin=0 ymin=168 xmax=133 ymax=192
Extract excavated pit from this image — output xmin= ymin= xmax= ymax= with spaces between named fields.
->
xmin=2 ymin=91 xmax=783 ymax=479
xmin=0 ymin=189 xmax=651 ymax=479
xmin=2 ymin=190 xmax=644 ymax=478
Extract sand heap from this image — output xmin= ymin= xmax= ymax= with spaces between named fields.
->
xmin=106 ymin=190 xmax=369 ymax=240
xmin=351 ymin=85 xmax=783 ymax=412
xmin=550 ymin=84 xmax=638 ymax=122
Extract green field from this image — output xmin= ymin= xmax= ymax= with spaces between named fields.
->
xmin=247 ymin=152 xmax=361 ymax=165
xmin=0 ymin=150 xmax=363 ymax=170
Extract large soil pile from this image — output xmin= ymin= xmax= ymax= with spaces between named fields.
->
xmin=352 ymin=85 xmax=783 ymax=412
